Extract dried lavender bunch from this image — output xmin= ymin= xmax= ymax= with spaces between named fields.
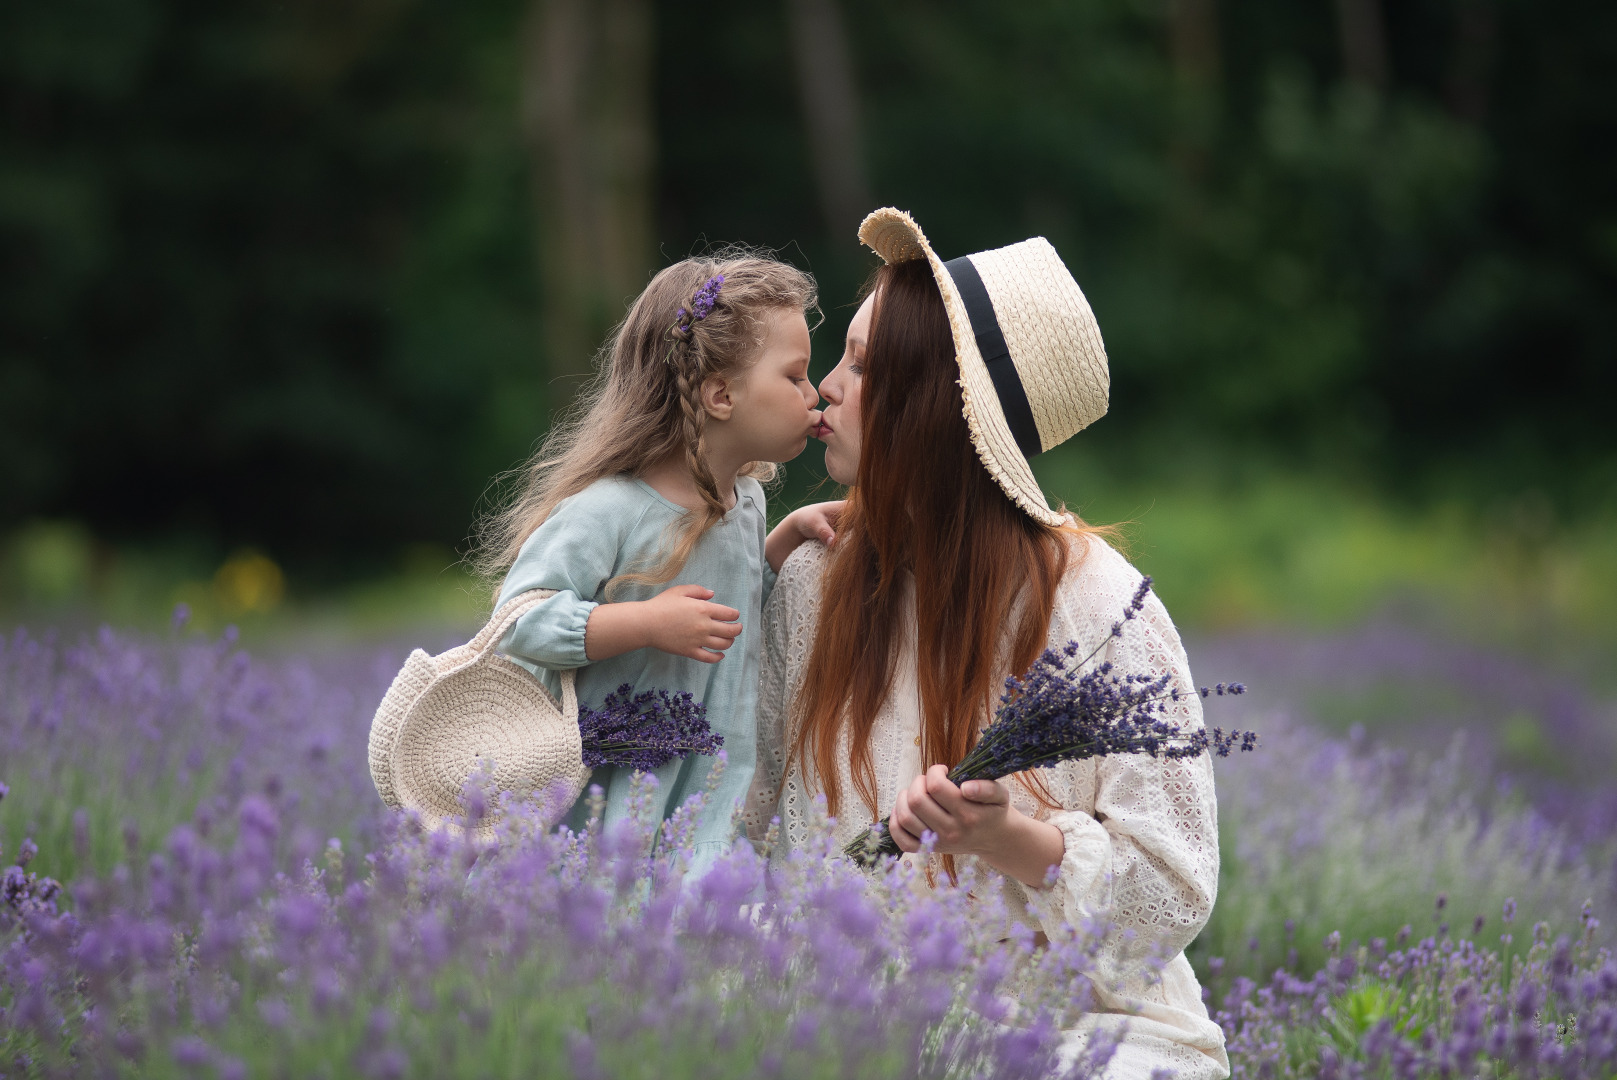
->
xmin=577 ymin=683 xmax=723 ymax=771
xmin=845 ymin=577 xmax=1255 ymax=866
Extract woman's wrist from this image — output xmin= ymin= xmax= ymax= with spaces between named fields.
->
xmin=974 ymin=807 xmax=1066 ymax=890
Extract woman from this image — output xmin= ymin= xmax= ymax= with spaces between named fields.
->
xmin=743 ymin=209 xmax=1230 ymax=1079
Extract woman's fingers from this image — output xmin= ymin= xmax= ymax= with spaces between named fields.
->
xmin=888 ymin=767 xmax=1011 ymax=855
xmin=922 ymin=764 xmax=970 ymax=815
xmin=895 ymin=771 xmax=959 ymax=844
xmin=960 ymin=778 xmax=1010 ymax=806
xmin=892 ymin=782 xmax=947 ymax=851
xmin=890 ymin=788 xmax=923 ymax=851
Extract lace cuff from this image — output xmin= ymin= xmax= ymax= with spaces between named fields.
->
xmin=1023 ymin=809 xmax=1111 ymax=935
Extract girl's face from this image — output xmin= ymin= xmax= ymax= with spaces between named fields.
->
xmin=722 ymin=307 xmax=821 ymax=463
xmin=815 ymin=291 xmax=873 ymax=486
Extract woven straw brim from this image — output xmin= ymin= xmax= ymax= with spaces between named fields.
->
xmin=858 ymin=208 xmax=1109 ymax=527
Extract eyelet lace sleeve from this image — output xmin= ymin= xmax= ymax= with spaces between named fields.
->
xmin=1020 ymin=538 xmax=1221 ymax=992
xmin=742 ymin=541 xmax=829 ymax=843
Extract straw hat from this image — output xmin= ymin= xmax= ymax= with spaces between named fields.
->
xmin=858 ymin=208 xmax=1109 ymax=526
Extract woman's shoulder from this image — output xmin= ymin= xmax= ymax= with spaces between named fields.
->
xmin=1062 ymin=530 xmax=1138 ymax=585
xmin=1056 ymin=531 xmax=1158 ymax=613
xmin=1054 ymin=530 xmax=1187 ymax=649
xmin=768 ymin=540 xmax=830 ymax=615
xmin=779 ymin=539 xmax=830 ymax=587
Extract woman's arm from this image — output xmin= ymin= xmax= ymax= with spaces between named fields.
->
xmin=891 ymin=542 xmax=1220 ymax=970
xmin=1019 ymin=554 xmax=1221 ymax=971
xmin=740 ymin=542 xmax=828 ymax=842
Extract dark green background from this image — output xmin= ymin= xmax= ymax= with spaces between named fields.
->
xmin=4 ymin=0 xmax=1614 ymax=583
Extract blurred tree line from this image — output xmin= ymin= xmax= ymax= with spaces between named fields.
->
xmin=2 ymin=0 xmax=1614 ymax=578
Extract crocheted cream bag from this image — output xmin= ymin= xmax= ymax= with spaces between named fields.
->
xmin=367 ymin=588 xmax=590 ymax=837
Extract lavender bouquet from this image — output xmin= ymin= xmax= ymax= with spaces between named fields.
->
xmin=577 ymin=683 xmax=723 ymax=771
xmin=844 ymin=577 xmax=1255 ymax=866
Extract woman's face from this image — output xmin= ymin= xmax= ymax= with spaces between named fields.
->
xmin=814 ymin=291 xmax=873 ymax=485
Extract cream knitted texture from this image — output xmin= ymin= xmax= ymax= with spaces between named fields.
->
xmin=370 ymin=589 xmax=588 ymax=837
xmin=743 ymin=537 xmax=1229 ymax=1080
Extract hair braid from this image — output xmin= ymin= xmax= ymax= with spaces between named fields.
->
xmin=672 ymin=340 xmax=731 ymax=522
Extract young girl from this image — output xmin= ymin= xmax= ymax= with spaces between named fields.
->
xmin=474 ymin=252 xmax=838 ymax=873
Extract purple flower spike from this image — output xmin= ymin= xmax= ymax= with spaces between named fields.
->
xmin=690 ymin=274 xmax=724 ymax=321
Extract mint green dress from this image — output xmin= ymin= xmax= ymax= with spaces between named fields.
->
xmin=495 ymin=474 xmax=775 ymax=873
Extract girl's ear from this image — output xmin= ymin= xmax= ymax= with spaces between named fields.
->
xmin=701 ymin=375 xmax=735 ymax=421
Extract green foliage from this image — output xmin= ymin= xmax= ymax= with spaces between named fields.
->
xmin=3 ymin=0 xmax=1615 ymax=575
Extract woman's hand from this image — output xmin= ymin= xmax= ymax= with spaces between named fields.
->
xmin=584 ymin=585 xmax=741 ymax=663
xmin=764 ymin=500 xmax=845 ymax=572
xmin=889 ymin=765 xmax=1067 ymax=888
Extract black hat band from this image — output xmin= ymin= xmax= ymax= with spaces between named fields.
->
xmin=943 ymin=255 xmax=1043 ymax=459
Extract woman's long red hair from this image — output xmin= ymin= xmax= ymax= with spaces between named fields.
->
xmin=790 ymin=259 xmax=1104 ymax=834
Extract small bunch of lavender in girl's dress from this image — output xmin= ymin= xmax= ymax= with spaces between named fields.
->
xmin=846 ymin=577 xmax=1258 ymax=866
xmin=576 ymin=684 xmax=724 ymax=771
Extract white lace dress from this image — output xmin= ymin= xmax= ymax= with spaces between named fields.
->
xmin=742 ymin=536 xmax=1230 ymax=1080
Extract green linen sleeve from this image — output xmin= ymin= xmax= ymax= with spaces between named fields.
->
xmin=495 ymin=481 xmax=646 ymax=670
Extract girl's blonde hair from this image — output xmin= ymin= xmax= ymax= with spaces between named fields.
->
xmin=474 ymin=250 xmax=819 ymax=597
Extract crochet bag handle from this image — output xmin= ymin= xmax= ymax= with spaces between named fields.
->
xmin=470 ymin=588 xmax=556 ymax=656
xmin=468 ymin=588 xmax=577 ymax=710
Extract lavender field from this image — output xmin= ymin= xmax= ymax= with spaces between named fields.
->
xmin=2 ymin=616 xmax=1615 ymax=1079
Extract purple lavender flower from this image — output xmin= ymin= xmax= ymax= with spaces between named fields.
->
xmin=576 ymin=683 xmax=723 ymax=771
xmin=689 ymin=273 xmax=724 ymax=321
xmin=665 ymin=273 xmax=726 ymax=357
xmin=845 ymin=578 xmax=1255 ymax=865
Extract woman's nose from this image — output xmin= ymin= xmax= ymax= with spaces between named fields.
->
xmin=818 ymin=371 xmax=839 ymax=405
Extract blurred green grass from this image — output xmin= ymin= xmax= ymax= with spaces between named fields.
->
xmin=4 ymin=462 xmax=1615 ymax=669
xmin=0 ymin=522 xmax=487 ymax=646
xmin=1033 ymin=454 xmax=1617 ymax=680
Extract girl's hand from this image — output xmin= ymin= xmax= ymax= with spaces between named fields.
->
xmin=584 ymin=585 xmax=741 ymax=664
xmin=888 ymin=765 xmax=1067 ymax=888
xmin=764 ymin=500 xmax=845 ymax=572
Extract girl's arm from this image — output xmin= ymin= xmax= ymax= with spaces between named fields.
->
xmin=764 ymin=501 xmax=844 ymax=572
xmin=584 ymin=585 xmax=742 ymax=664
xmin=501 ymin=481 xmax=740 ymax=667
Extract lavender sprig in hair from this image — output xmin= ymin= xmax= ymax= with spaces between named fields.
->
xmin=844 ymin=577 xmax=1256 ymax=867
xmin=666 ymin=273 xmax=725 ymax=362
xmin=577 ymin=683 xmax=724 ymax=771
